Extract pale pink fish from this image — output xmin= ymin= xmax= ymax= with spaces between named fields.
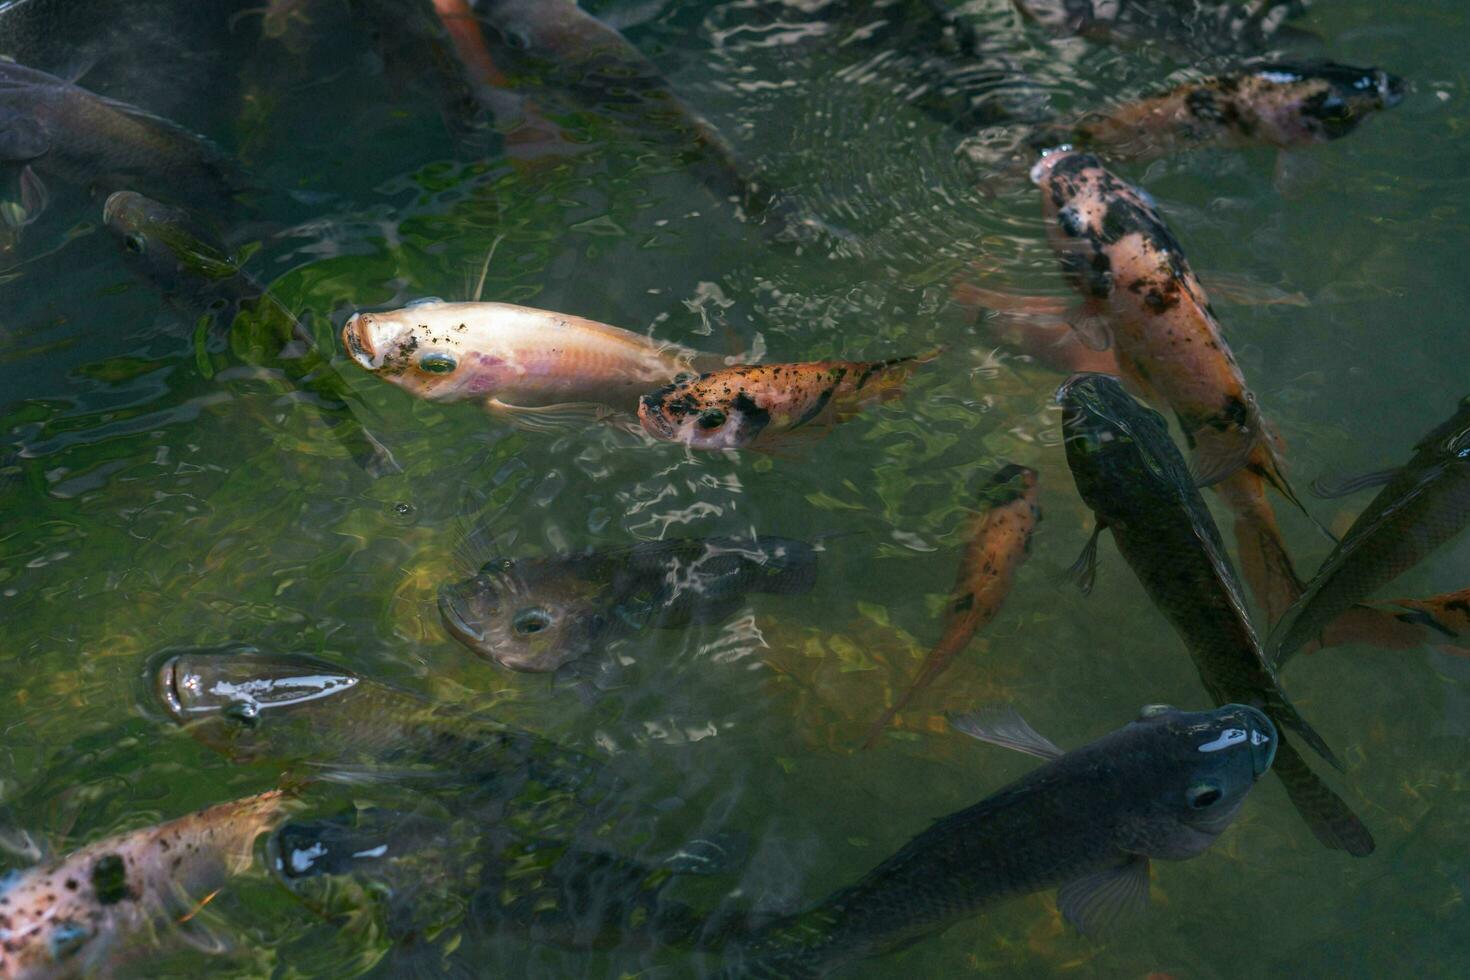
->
xmin=342 ymin=299 xmax=716 ymax=427
xmin=0 ymin=791 xmax=290 ymax=980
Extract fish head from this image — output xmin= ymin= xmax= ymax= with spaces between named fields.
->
xmin=154 ymin=647 xmax=360 ymax=757
xmin=437 ymin=558 xmax=606 ymax=672
xmin=978 ymin=462 xmax=1041 ymax=508
xmin=1244 ymin=62 xmax=1405 ymax=143
xmin=342 ymin=300 xmax=493 ymax=402
xmin=1056 ymin=373 xmax=1179 ymax=510
xmin=102 ymin=190 xmax=239 ymax=293
xmin=1029 ymin=149 xmax=1151 ymax=301
xmin=1115 ymin=702 xmax=1276 ymax=859
xmin=638 ymin=371 xmax=768 ymax=450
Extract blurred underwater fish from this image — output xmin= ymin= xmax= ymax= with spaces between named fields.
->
xmin=154 ymin=647 xmax=610 ymax=800
xmin=1058 ymin=373 xmax=1373 ymax=856
xmin=102 ymin=190 xmax=397 ymax=476
xmin=342 ymin=298 xmax=719 ymax=428
xmin=637 ymin=354 xmax=935 ymax=451
xmin=0 ymin=791 xmax=290 ymax=980
xmin=861 ymin=464 xmax=1041 ymax=748
xmin=1270 ymin=395 xmax=1470 ymax=666
xmin=438 ymin=536 xmax=819 ymax=673
xmin=1028 ymin=149 xmax=1315 ymax=626
xmin=1012 ymin=0 xmax=1317 ymax=56
xmin=721 ymin=702 xmax=1276 ymax=978
xmin=0 ymin=59 xmax=242 ymax=247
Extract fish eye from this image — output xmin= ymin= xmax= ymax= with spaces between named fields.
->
xmin=222 ymin=700 xmax=260 ymax=728
xmin=696 ymin=410 xmax=727 ymax=430
xmin=419 ymin=352 xmax=458 ymax=374
xmin=123 ymin=233 xmax=146 ymax=254
xmin=512 ymin=608 xmax=554 ymax=635
xmin=1186 ymin=784 xmax=1224 ymax=809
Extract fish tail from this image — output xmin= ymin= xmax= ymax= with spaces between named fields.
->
xmin=1271 ymin=736 xmax=1375 ymax=857
xmin=1266 ymin=692 xmax=1344 ymax=772
xmin=1215 ymin=468 xmax=1305 ymax=628
xmin=860 ymin=631 xmax=971 ymax=749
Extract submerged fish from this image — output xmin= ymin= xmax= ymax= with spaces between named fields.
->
xmin=439 ymin=536 xmax=819 ymax=672
xmin=1063 ymin=62 xmax=1403 ymax=159
xmin=0 ymin=791 xmax=289 ymax=980
xmin=638 ymin=356 xmax=930 ymax=451
xmin=861 ymin=465 xmax=1041 ymax=748
xmin=723 ymin=702 xmax=1276 ymax=978
xmin=154 ymin=648 xmax=608 ymax=797
xmin=342 ymin=299 xmax=715 ymax=427
xmin=1012 ymin=0 xmax=1314 ymax=55
xmin=1373 ymin=588 xmax=1470 ymax=640
xmin=272 ymin=807 xmax=734 ymax=954
xmin=103 ymin=190 xmax=396 ymax=476
xmin=1031 ymin=149 xmax=1311 ymax=625
xmin=0 ymin=60 xmax=240 ymax=241
xmin=1269 ymin=395 xmax=1470 ymax=665
xmin=1058 ymin=374 xmax=1373 ymax=856
xmin=461 ymin=0 xmax=787 ymax=222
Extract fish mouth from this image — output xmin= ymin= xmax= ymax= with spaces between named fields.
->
xmin=1029 ymin=144 xmax=1075 ymax=186
xmin=155 ymin=656 xmax=186 ymax=720
xmin=1229 ymin=704 xmax=1278 ymax=777
xmin=437 ymin=587 xmax=487 ymax=649
xmin=1377 ymin=70 xmax=1406 ymax=108
xmin=342 ymin=313 xmax=378 ymax=371
xmin=637 ymin=400 xmax=677 ymax=441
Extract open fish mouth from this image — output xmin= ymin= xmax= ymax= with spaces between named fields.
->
xmin=437 ymin=587 xmax=487 ymax=648
xmin=155 ymin=656 xmax=185 ymax=720
xmin=342 ymin=313 xmax=378 ymax=370
xmin=637 ymin=401 xmax=678 ymax=441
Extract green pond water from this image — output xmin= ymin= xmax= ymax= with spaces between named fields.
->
xmin=1 ymin=0 xmax=1468 ymax=977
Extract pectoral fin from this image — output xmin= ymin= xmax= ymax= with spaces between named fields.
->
xmin=949 ymin=704 xmax=1065 ymax=760
xmin=1065 ymin=301 xmax=1114 ymax=352
xmin=1198 ymin=271 xmax=1309 ymax=308
xmin=1056 ymin=856 xmax=1151 ymax=937
xmin=1309 ymin=468 xmax=1397 ymax=499
xmin=1064 ymin=522 xmax=1107 ymax=595
xmin=0 ymin=163 xmax=47 ymax=231
xmin=485 ymin=398 xmax=611 ymax=432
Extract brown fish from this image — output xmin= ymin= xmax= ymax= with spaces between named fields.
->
xmin=638 ymin=354 xmax=932 ymax=451
xmin=1065 ymin=62 xmax=1403 ymax=159
xmin=861 ymin=464 xmax=1041 ymax=748
xmin=1373 ymin=588 xmax=1470 ymax=640
xmin=0 ymin=791 xmax=290 ymax=980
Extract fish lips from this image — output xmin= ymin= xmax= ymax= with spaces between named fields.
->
xmin=1218 ymin=703 xmax=1278 ymax=777
xmin=637 ymin=396 xmax=678 ymax=441
xmin=154 ymin=655 xmax=187 ymax=721
xmin=341 ymin=313 xmax=378 ymax=370
xmin=437 ymin=586 xmax=488 ymax=649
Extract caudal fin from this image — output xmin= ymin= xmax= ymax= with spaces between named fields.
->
xmin=1271 ymin=737 xmax=1375 ymax=857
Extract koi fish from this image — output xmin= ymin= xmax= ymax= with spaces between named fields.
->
xmin=342 ymin=299 xmax=716 ymax=427
xmin=861 ymin=464 xmax=1041 ymax=748
xmin=637 ymin=354 xmax=932 ymax=450
xmin=0 ymin=792 xmax=290 ymax=979
xmin=1064 ymin=61 xmax=1404 ymax=159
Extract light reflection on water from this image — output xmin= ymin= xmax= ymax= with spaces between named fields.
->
xmin=0 ymin=0 xmax=1468 ymax=977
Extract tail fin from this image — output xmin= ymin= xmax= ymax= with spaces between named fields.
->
xmin=1271 ymin=736 xmax=1375 ymax=857
xmin=1265 ymin=689 xmax=1343 ymax=773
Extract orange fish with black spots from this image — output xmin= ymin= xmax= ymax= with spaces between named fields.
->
xmin=862 ymin=464 xmax=1041 ymax=749
xmin=1030 ymin=148 xmax=1314 ymax=626
xmin=637 ymin=353 xmax=932 ymax=450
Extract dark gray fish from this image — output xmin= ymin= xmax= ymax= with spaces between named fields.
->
xmin=153 ymin=647 xmax=609 ymax=801
xmin=101 ymin=190 xmax=398 ymax=476
xmin=1270 ymin=395 xmax=1470 ymax=665
xmin=438 ymin=536 xmax=819 ymax=672
xmin=721 ymin=702 xmax=1276 ymax=978
xmin=0 ymin=60 xmax=241 ymax=242
xmin=1058 ymin=373 xmax=1374 ymax=856
xmin=271 ymin=806 xmax=740 ymax=955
